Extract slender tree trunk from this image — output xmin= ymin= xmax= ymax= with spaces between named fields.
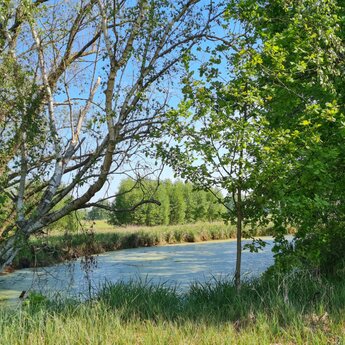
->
xmin=234 ymin=185 xmax=242 ymax=290
xmin=234 ymin=85 xmax=247 ymax=290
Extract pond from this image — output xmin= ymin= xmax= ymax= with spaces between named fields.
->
xmin=0 ymin=237 xmax=282 ymax=303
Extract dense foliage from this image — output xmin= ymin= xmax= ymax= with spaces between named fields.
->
xmin=228 ymin=0 xmax=345 ymax=274
xmin=108 ymin=179 xmax=225 ymax=226
xmin=158 ymin=0 xmax=345 ymax=279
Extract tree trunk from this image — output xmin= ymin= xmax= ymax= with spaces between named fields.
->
xmin=234 ymin=186 xmax=242 ymax=290
xmin=0 ymin=236 xmax=19 ymax=272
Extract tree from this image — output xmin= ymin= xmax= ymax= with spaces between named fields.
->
xmin=87 ymin=201 xmax=111 ymax=221
xmin=47 ymin=197 xmax=81 ymax=233
xmin=159 ymin=0 xmax=345 ymax=284
xmin=191 ymin=190 xmax=208 ymax=222
xmin=205 ymin=188 xmax=224 ymax=222
xmin=229 ymin=0 xmax=345 ymax=274
xmin=0 ymin=0 xmax=220 ymax=271
xmin=158 ymin=17 xmax=277 ymax=288
xmin=183 ymin=182 xmax=198 ymax=223
xmin=109 ymin=178 xmax=171 ymax=226
xmin=146 ymin=182 xmax=170 ymax=226
xmin=161 ymin=94 xmax=270 ymax=288
xmin=168 ymin=181 xmax=187 ymax=225
xmin=109 ymin=178 xmax=224 ymax=226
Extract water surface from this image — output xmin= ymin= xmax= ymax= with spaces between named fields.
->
xmin=0 ymin=237 xmax=279 ymax=302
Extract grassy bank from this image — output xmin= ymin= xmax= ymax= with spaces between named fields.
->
xmin=13 ymin=221 xmax=274 ymax=269
xmin=0 ymin=271 xmax=344 ymax=344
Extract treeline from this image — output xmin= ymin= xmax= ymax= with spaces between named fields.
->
xmin=89 ymin=179 xmax=225 ymax=226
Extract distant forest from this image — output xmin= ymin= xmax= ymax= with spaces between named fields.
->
xmin=88 ymin=179 xmax=225 ymax=226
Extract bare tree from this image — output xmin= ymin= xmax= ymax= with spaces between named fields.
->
xmin=0 ymin=0 xmax=220 ymax=271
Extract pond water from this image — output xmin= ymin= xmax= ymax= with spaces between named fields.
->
xmin=0 ymin=237 xmax=282 ymax=303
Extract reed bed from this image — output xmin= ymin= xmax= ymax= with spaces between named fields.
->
xmin=13 ymin=222 xmax=273 ymax=269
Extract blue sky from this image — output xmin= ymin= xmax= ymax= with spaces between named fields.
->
xmin=44 ymin=0 xmax=239 ymax=204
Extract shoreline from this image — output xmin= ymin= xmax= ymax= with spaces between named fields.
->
xmin=5 ymin=221 xmax=292 ymax=274
xmin=6 ymin=233 xmax=283 ymax=275
xmin=153 ymin=235 xmax=276 ymax=247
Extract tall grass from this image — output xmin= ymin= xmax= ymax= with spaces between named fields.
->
xmin=0 ymin=271 xmax=344 ymax=344
xmin=13 ymin=222 xmax=273 ymax=269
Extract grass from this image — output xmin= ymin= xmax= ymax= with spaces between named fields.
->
xmin=0 ymin=271 xmax=344 ymax=344
xmin=13 ymin=221 xmax=275 ymax=269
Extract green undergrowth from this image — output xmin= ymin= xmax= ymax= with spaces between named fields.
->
xmin=13 ymin=222 xmax=273 ymax=269
xmin=0 ymin=271 xmax=344 ymax=344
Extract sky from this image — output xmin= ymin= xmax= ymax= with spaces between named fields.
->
xmin=19 ymin=0 xmax=239 ymax=205
xmin=54 ymin=1 xmax=235 ymax=204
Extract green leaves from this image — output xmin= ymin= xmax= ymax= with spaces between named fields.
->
xmin=158 ymin=0 xmax=345 ymax=275
xmin=109 ymin=179 xmax=225 ymax=226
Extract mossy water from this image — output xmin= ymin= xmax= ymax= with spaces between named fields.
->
xmin=0 ymin=237 xmax=279 ymax=304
